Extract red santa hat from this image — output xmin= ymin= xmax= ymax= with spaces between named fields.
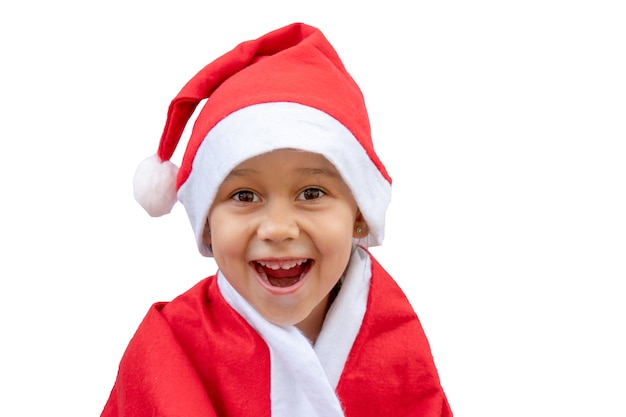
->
xmin=133 ymin=22 xmax=392 ymax=257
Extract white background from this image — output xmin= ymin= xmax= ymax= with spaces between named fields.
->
xmin=1 ymin=1 xmax=624 ymax=416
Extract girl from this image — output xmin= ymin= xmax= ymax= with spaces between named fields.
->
xmin=103 ymin=22 xmax=452 ymax=417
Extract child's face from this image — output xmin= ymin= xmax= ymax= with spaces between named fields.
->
xmin=206 ymin=149 xmax=363 ymax=336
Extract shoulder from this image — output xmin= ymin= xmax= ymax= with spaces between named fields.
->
xmin=367 ymin=254 xmax=416 ymax=317
xmin=152 ymin=274 xmax=266 ymax=350
xmin=156 ymin=275 xmax=217 ymax=316
xmin=362 ymin=252 xmax=433 ymax=352
xmin=155 ymin=274 xmax=249 ymax=333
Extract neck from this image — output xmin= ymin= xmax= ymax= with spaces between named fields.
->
xmin=295 ymin=280 xmax=341 ymax=343
xmin=295 ymin=294 xmax=331 ymax=344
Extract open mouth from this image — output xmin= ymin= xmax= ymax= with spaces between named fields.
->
xmin=252 ymin=258 xmax=313 ymax=288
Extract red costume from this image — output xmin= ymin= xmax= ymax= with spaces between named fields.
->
xmin=102 ymin=254 xmax=451 ymax=417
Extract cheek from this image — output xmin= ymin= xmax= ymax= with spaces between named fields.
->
xmin=211 ymin=231 xmax=242 ymax=260
xmin=316 ymin=213 xmax=356 ymax=253
xmin=208 ymin=222 xmax=242 ymax=264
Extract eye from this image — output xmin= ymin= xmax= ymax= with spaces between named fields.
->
xmin=297 ymin=187 xmax=325 ymax=201
xmin=231 ymin=190 xmax=260 ymax=203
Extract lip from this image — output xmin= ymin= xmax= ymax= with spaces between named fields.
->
xmin=249 ymin=258 xmax=313 ymax=295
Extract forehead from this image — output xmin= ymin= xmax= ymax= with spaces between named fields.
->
xmin=226 ymin=149 xmax=342 ymax=177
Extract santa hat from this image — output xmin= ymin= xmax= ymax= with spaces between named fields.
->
xmin=133 ymin=22 xmax=392 ymax=257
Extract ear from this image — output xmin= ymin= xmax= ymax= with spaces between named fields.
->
xmin=202 ymin=221 xmax=212 ymax=245
xmin=353 ymin=210 xmax=369 ymax=238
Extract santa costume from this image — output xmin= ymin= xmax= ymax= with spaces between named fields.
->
xmin=102 ymin=22 xmax=452 ymax=417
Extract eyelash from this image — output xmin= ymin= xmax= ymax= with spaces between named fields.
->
xmin=229 ymin=187 xmax=326 ymax=202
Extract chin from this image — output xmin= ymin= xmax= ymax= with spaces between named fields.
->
xmin=263 ymin=308 xmax=309 ymax=328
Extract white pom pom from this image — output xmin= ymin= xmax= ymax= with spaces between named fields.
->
xmin=133 ymin=155 xmax=179 ymax=217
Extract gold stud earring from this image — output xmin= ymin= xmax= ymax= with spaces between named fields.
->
xmin=356 ymin=226 xmax=363 ymax=235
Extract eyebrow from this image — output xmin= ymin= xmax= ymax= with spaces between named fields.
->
xmin=225 ymin=168 xmax=257 ymax=179
xmin=295 ymin=167 xmax=341 ymax=178
xmin=224 ymin=166 xmax=341 ymax=181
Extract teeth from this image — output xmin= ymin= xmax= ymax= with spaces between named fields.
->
xmin=257 ymin=259 xmax=306 ymax=270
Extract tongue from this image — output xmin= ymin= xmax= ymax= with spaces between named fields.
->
xmin=267 ymin=276 xmax=301 ymax=287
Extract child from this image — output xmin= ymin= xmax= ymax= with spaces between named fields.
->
xmin=102 ymin=22 xmax=452 ymax=417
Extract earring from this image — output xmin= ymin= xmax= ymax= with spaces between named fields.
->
xmin=356 ymin=226 xmax=363 ymax=235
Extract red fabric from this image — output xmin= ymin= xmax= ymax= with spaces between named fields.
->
xmin=101 ymin=256 xmax=452 ymax=416
xmin=337 ymin=256 xmax=452 ymax=416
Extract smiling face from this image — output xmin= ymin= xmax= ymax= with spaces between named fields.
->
xmin=205 ymin=149 xmax=367 ymax=341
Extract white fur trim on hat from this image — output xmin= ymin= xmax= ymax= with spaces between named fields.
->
xmin=178 ymin=102 xmax=391 ymax=257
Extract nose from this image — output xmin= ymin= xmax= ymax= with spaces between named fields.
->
xmin=256 ymin=200 xmax=300 ymax=243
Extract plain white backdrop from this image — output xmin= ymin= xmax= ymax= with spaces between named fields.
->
xmin=1 ymin=1 xmax=624 ymax=416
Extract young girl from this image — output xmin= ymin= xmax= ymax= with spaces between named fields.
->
xmin=102 ymin=22 xmax=452 ymax=417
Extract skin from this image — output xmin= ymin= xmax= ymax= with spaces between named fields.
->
xmin=204 ymin=149 xmax=368 ymax=343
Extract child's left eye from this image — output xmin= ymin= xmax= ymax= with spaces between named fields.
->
xmin=297 ymin=188 xmax=325 ymax=201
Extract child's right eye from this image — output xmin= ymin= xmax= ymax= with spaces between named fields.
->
xmin=231 ymin=190 xmax=259 ymax=203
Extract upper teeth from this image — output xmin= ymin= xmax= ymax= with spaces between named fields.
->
xmin=257 ymin=259 xmax=306 ymax=270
